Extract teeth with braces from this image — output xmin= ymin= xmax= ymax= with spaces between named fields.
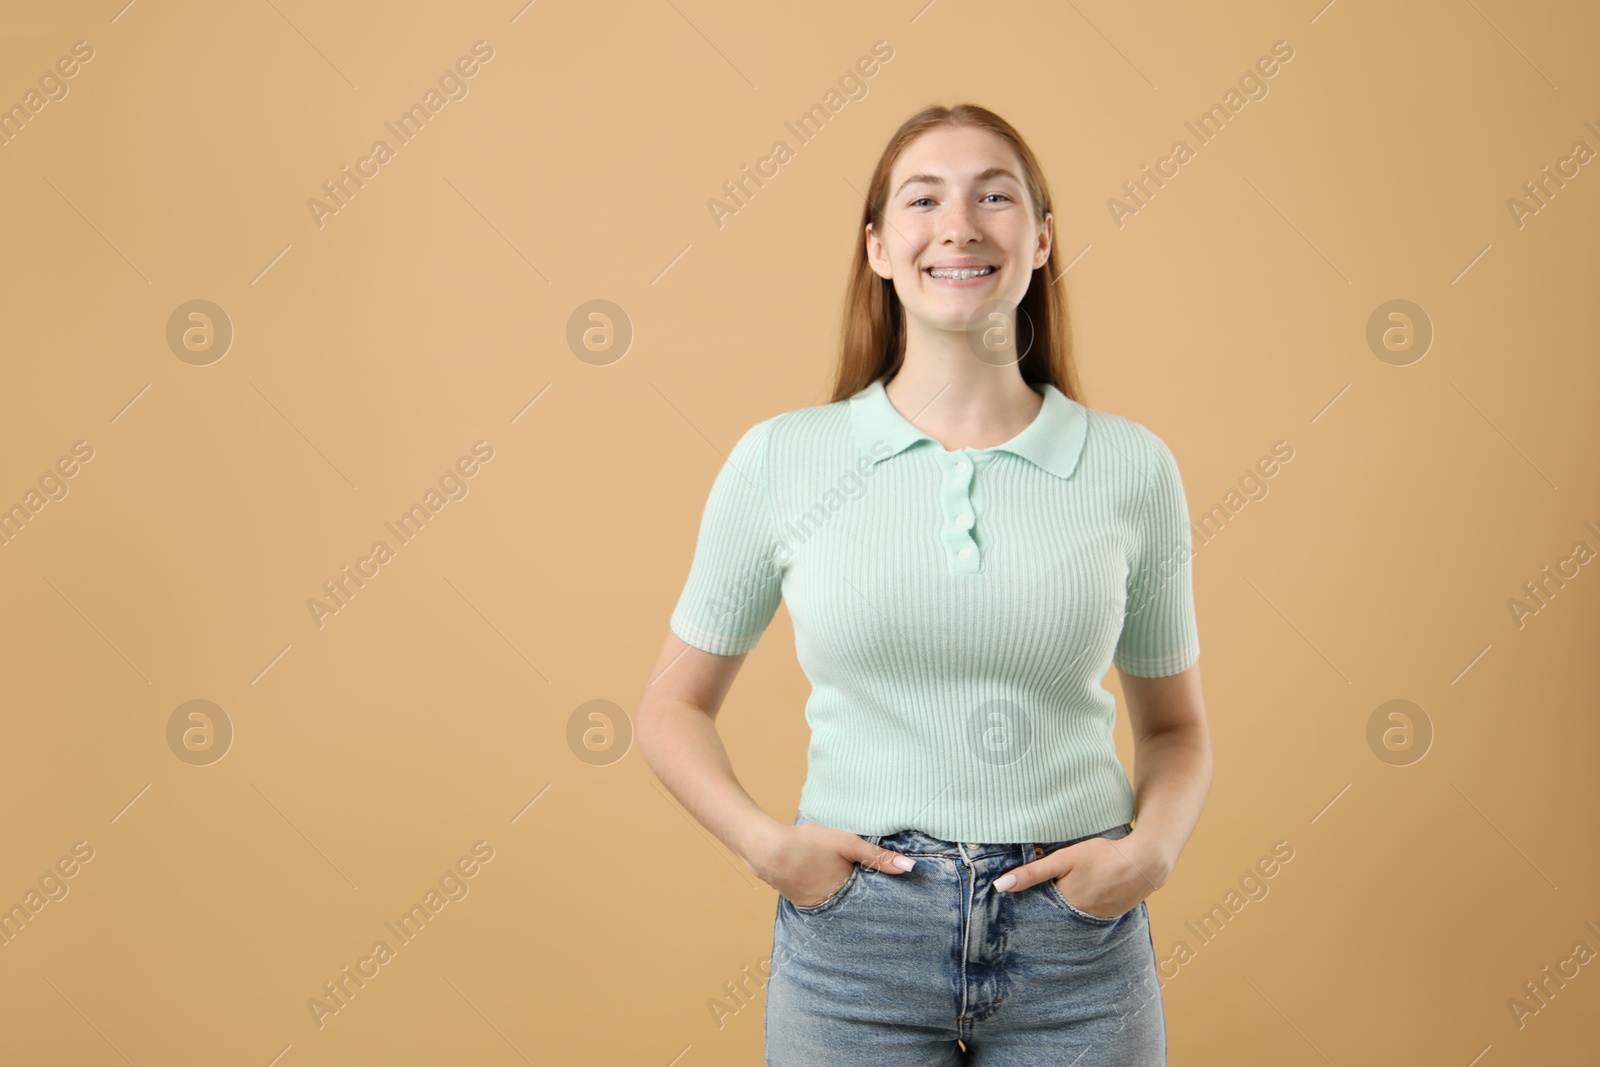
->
xmin=928 ymin=267 xmax=994 ymax=279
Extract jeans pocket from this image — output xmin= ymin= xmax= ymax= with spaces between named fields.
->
xmin=786 ymin=812 xmax=878 ymax=917
xmin=1040 ymin=823 xmax=1133 ymax=924
xmin=787 ymin=862 xmax=863 ymax=916
xmin=1044 ymin=882 xmax=1122 ymax=924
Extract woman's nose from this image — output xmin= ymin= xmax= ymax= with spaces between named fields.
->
xmin=941 ymin=200 xmax=980 ymax=243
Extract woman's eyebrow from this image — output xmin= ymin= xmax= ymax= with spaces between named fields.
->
xmin=894 ymin=167 xmax=1023 ymax=196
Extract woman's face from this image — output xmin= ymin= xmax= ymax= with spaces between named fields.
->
xmin=866 ymin=125 xmax=1052 ymax=339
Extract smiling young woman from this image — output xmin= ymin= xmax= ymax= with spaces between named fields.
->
xmin=640 ymin=103 xmax=1211 ymax=1066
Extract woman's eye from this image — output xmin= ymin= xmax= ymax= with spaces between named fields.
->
xmin=907 ymin=193 xmax=1010 ymax=208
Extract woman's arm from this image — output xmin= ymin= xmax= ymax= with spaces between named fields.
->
xmin=637 ymin=632 xmax=911 ymax=903
xmin=636 ymin=633 xmax=785 ymax=868
xmin=1119 ymin=661 xmax=1212 ymax=889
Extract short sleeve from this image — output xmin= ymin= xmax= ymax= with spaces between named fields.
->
xmin=1113 ymin=429 xmax=1201 ymax=677
xmin=669 ymin=418 xmax=785 ymax=656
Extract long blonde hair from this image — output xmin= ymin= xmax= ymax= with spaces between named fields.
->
xmin=829 ymin=103 xmax=1083 ymax=405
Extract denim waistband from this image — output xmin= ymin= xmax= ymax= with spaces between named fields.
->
xmin=794 ymin=812 xmax=1132 ymax=863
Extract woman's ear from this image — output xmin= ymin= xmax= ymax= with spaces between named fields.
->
xmin=864 ymin=223 xmax=894 ymax=280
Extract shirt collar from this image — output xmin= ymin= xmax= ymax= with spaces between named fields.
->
xmin=848 ymin=376 xmax=1089 ymax=480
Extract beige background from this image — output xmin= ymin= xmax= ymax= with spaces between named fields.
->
xmin=2 ymin=0 xmax=1597 ymax=1063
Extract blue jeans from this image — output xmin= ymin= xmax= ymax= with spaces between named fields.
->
xmin=765 ymin=814 xmax=1166 ymax=1065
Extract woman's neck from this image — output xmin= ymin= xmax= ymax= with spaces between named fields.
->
xmin=882 ymin=362 xmax=1043 ymax=452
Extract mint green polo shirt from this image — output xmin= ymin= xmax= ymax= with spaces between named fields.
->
xmin=670 ymin=376 xmax=1200 ymax=843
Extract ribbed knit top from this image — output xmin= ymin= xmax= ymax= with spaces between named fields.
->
xmin=669 ymin=376 xmax=1200 ymax=843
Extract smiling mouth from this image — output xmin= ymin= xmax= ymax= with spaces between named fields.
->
xmin=926 ymin=265 xmax=996 ymax=279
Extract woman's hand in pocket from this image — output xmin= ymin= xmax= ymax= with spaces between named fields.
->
xmin=748 ymin=821 xmax=916 ymax=908
xmin=992 ymin=834 xmax=1164 ymax=919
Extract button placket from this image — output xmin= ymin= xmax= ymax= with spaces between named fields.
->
xmin=938 ymin=450 xmax=982 ymax=573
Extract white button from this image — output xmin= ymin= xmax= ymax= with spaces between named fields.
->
xmin=957 ymin=513 xmax=971 ymax=527
xmin=954 ymin=462 xmax=967 ymax=473
xmin=959 ymin=548 xmax=971 ymax=560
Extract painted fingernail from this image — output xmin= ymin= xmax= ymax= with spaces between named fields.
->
xmin=892 ymin=856 xmax=916 ymax=871
xmin=993 ymin=873 xmax=1017 ymax=892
